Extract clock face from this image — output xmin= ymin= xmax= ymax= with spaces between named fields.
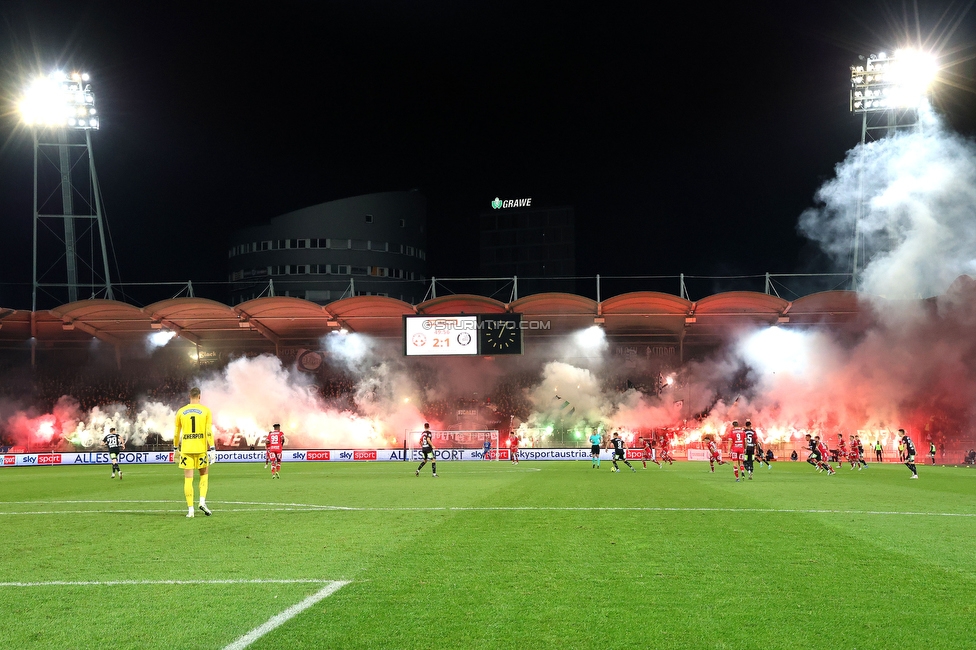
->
xmin=479 ymin=316 xmax=522 ymax=354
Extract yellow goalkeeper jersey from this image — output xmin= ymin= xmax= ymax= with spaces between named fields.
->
xmin=174 ymin=403 xmax=214 ymax=454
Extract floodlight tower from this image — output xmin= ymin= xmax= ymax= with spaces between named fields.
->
xmin=20 ymin=71 xmax=114 ymax=310
xmin=848 ymin=49 xmax=936 ymax=290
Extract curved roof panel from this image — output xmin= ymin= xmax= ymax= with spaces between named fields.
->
xmin=695 ymin=291 xmax=789 ymax=315
xmin=601 ymin=292 xmax=692 ymax=315
xmin=417 ymin=294 xmax=507 ymax=315
xmin=235 ymin=297 xmax=333 ymax=345
xmin=788 ymin=290 xmax=866 ymax=323
xmin=326 ymin=295 xmax=415 ymax=337
xmin=46 ymin=299 xmax=152 ymax=344
xmin=0 ymin=309 xmax=33 ymax=346
xmin=601 ymin=292 xmax=692 ymax=335
xmin=511 ymin=293 xmax=597 ymax=315
xmin=510 ymin=292 xmax=598 ymax=336
xmin=143 ymin=297 xmax=265 ymax=345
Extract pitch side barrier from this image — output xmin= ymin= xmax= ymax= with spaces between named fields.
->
xmin=0 ymin=448 xmax=705 ymax=468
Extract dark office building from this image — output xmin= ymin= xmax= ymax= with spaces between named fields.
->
xmin=228 ymin=191 xmax=427 ymax=305
xmin=479 ymin=202 xmax=575 ymax=296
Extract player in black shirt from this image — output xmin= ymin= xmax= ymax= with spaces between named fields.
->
xmin=743 ymin=420 xmax=759 ymax=479
xmin=415 ymin=423 xmax=438 ymax=477
xmin=754 ymin=434 xmax=772 ymax=470
xmin=900 ymin=429 xmax=918 ymax=479
xmin=102 ymin=427 xmax=124 ymax=479
xmin=805 ymin=434 xmax=819 ymax=468
xmin=609 ymin=432 xmax=636 ymax=473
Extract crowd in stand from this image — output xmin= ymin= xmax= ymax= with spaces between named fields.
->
xmin=6 ymin=359 xmax=976 ymax=459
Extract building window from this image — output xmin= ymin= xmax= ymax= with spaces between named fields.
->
xmin=317 ymin=238 xmax=328 ymax=248
xmin=331 ymin=239 xmax=348 ymax=250
xmin=406 ymin=246 xmax=415 ymax=256
xmin=261 ymin=241 xmax=270 ymax=251
xmin=399 ymin=219 xmax=405 ymax=227
xmin=351 ymin=239 xmax=368 ymax=251
xmin=365 ymin=214 xmax=373 ymax=224
xmin=297 ymin=239 xmax=307 ymax=248
xmin=351 ymin=266 xmax=368 ymax=275
xmin=276 ymin=240 xmax=286 ymax=250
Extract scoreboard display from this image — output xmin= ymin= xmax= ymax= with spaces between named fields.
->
xmin=404 ymin=314 xmax=523 ymax=356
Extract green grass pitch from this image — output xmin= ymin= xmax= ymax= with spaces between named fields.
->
xmin=0 ymin=459 xmax=974 ymax=649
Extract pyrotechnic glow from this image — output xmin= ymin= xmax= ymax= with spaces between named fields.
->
xmin=739 ymin=327 xmax=810 ymax=376
xmin=574 ymin=326 xmax=606 ymax=350
xmin=147 ymin=330 xmax=176 ymax=349
xmin=325 ymin=330 xmax=370 ymax=366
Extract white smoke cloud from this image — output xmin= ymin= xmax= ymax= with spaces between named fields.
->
xmin=799 ymin=104 xmax=976 ymax=298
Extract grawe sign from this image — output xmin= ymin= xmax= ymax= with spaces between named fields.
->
xmin=491 ymin=197 xmax=532 ymax=209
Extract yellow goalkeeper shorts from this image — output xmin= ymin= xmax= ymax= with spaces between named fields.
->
xmin=178 ymin=453 xmax=210 ymax=470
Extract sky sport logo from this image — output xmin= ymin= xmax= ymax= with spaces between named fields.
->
xmin=491 ymin=197 xmax=532 ymax=209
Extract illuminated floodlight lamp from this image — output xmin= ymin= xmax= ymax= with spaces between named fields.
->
xmin=18 ymin=71 xmax=99 ymax=129
xmin=850 ymin=49 xmax=936 ymax=113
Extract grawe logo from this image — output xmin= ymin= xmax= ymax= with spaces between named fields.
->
xmin=353 ymin=450 xmax=377 ymax=461
xmin=491 ymin=197 xmax=532 ymax=209
xmin=38 ymin=454 xmax=62 ymax=465
xmin=307 ymin=450 xmax=331 ymax=461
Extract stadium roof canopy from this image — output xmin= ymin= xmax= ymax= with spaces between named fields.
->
xmin=0 ymin=290 xmax=879 ymax=353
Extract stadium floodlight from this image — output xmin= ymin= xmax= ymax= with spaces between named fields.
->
xmin=850 ymin=49 xmax=937 ymax=113
xmin=18 ymin=71 xmax=99 ymax=130
xmin=849 ymin=48 xmax=935 ymax=292
xmin=21 ymin=69 xmax=113 ymax=310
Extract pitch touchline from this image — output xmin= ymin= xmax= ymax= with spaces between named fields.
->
xmin=0 ymin=579 xmax=342 ymax=587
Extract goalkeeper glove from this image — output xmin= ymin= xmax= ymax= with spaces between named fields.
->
xmin=173 ymin=448 xmax=181 ymax=464
xmin=207 ymin=448 xmax=217 ymax=464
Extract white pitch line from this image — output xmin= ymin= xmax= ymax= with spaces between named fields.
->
xmin=0 ymin=579 xmax=340 ymax=587
xmin=222 ymin=580 xmax=350 ymax=650
xmin=0 ymin=502 xmax=975 ymax=518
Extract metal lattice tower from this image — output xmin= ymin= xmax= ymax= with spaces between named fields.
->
xmin=848 ymin=50 xmax=935 ymax=291
xmin=24 ymin=71 xmax=114 ymax=310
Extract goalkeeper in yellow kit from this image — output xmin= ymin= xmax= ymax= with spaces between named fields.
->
xmin=174 ymin=387 xmax=215 ymax=518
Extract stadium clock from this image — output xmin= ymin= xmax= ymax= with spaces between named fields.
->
xmin=479 ymin=315 xmax=522 ymax=355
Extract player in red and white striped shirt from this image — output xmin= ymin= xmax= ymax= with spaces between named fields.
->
xmin=727 ymin=421 xmax=746 ymax=482
xmin=707 ymin=437 xmax=726 ymax=472
xmin=265 ymin=424 xmax=285 ymax=479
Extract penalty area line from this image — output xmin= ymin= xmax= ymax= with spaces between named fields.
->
xmin=222 ymin=580 xmax=350 ymax=650
xmin=0 ymin=578 xmax=341 ymax=588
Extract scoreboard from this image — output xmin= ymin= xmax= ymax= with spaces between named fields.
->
xmin=403 ymin=314 xmax=523 ymax=356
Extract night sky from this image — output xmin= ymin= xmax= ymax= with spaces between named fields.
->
xmin=0 ymin=1 xmax=974 ymax=308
